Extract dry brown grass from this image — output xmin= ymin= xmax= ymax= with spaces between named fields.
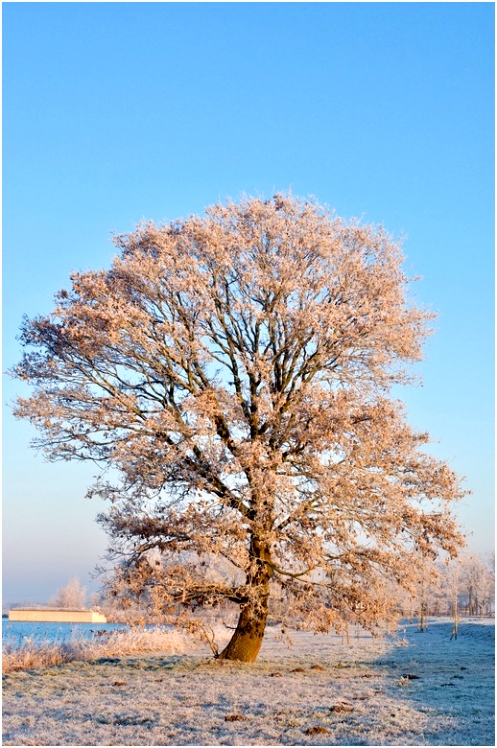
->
xmin=2 ymin=627 xmax=191 ymax=674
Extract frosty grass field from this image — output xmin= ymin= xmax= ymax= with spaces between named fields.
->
xmin=2 ymin=618 xmax=494 ymax=746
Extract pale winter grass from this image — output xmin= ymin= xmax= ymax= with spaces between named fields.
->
xmin=2 ymin=627 xmax=190 ymax=674
xmin=2 ymin=619 xmax=495 ymax=746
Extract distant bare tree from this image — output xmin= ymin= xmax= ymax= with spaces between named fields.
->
xmin=486 ymin=552 xmax=495 ymax=615
xmin=459 ymin=554 xmax=494 ymax=617
xmin=49 ymin=577 xmax=86 ymax=609
xmin=430 ymin=552 xmax=495 ymax=628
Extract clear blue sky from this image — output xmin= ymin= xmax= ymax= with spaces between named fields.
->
xmin=3 ymin=2 xmax=494 ymax=604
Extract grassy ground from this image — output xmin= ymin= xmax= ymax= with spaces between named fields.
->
xmin=2 ymin=627 xmax=191 ymax=673
xmin=2 ymin=619 xmax=494 ymax=746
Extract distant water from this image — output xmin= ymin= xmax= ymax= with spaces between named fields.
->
xmin=2 ymin=620 xmax=130 ymax=649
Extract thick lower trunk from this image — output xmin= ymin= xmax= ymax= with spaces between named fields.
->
xmin=218 ymin=536 xmax=272 ymax=662
xmin=218 ymin=595 xmax=269 ymax=662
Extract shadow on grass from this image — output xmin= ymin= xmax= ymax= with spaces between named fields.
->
xmin=374 ymin=619 xmax=495 ymax=746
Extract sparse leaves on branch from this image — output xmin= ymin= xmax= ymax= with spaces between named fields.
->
xmin=12 ymin=194 xmax=466 ymax=661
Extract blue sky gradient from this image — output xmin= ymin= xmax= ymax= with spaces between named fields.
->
xmin=3 ymin=2 xmax=494 ymax=603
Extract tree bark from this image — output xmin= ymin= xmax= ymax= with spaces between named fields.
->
xmin=218 ymin=594 xmax=269 ymax=662
xmin=218 ymin=536 xmax=272 ymax=662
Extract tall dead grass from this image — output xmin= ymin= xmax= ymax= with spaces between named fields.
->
xmin=2 ymin=627 xmax=191 ymax=674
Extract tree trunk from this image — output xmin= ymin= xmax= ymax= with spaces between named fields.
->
xmin=218 ymin=536 xmax=272 ymax=662
xmin=218 ymin=594 xmax=269 ymax=662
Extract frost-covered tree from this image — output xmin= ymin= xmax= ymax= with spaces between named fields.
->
xmin=431 ymin=552 xmax=495 ymax=623
xmin=49 ymin=577 xmax=86 ymax=609
xmin=13 ymin=195 xmax=465 ymax=661
xmin=459 ymin=554 xmax=495 ymax=616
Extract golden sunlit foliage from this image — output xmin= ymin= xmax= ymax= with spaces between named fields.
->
xmin=13 ymin=195 xmax=466 ymax=661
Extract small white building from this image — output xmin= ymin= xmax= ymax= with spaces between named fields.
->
xmin=8 ymin=608 xmax=107 ymax=623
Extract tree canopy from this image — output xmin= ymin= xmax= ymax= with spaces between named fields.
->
xmin=13 ymin=195 xmax=465 ymax=661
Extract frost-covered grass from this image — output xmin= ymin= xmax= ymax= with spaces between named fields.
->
xmin=2 ymin=618 xmax=494 ymax=746
xmin=2 ymin=627 xmax=190 ymax=674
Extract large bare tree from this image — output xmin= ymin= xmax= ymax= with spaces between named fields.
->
xmin=13 ymin=195 xmax=465 ymax=661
